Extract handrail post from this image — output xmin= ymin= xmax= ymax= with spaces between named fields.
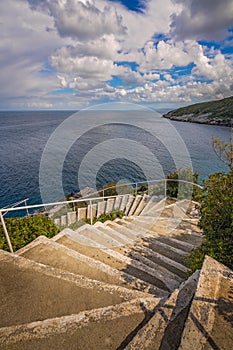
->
xmin=135 ymin=183 xmax=138 ymax=195
xmin=25 ymin=199 xmax=29 ymax=216
xmin=90 ymin=200 xmax=93 ymax=225
xmin=0 ymin=211 xmax=13 ymax=253
xmin=165 ymin=179 xmax=167 ymax=198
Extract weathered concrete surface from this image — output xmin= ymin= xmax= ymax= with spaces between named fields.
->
xmin=87 ymin=203 xmax=97 ymax=220
xmin=128 ymin=195 xmax=142 ymax=216
xmin=97 ymin=200 xmax=106 ymax=217
xmin=60 ymin=214 xmax=67 ymax=227
xmin=179 ymin=256 xmax=233 ymax=350
xmin=77 ymin=207 xmax=87 ymax=221
xmin=0 ymin=250 xmax=150 ymax=328
xmin=55 ymin=234 xmax=168 ymax=297
xmin=133 ymin=194 xmax=148 ymax=216
xmin=17 ymin=235 xmax=164 ymax=295
xmin=105 ymin=198 xmax=115 ymax=214
xmin=54 ymin=234 xmax=168 ymax=296
xmin=125 ymin=271 xmax=199 ymax=350
xmin=119 ymin=194 xmax=130 ymax=212
xmin=67 ymin=211 xmax=77 ymax=225
xmin=114 ymin=195 xmax=122 ymax=210
xmin=124 ymin=195 xmax=135 ymax=215
xmin=0 ymin=298 xmax=159 ymax=350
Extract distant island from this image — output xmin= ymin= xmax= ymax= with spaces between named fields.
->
xmin=163 ymin=96 xmax=233 ymax=127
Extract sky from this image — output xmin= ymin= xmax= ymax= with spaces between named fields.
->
xmin=0 ymin=0 xmax=233 ymax=110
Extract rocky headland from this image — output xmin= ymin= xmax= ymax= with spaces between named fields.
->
xmin=163 ymin=96 xmax=233 ymax=127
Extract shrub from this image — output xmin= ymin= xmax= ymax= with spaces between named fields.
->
xmin=187 ymin=169 xmax=233 ymax=273
xmin=85 ymin=209 xmax=124 ymax=225
xmin=166 ymin=168 xmax=200 ymax=200
xmin=0 ymin=215 xmax=59 ymax=252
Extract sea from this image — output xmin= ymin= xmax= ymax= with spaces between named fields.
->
xmin=0 ymin=110 xmax=231 ymax=209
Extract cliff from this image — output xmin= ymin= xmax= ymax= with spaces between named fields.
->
xmin=163 ymin=96 xmax=233 ymax=126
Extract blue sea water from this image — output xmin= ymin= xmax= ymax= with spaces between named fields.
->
xmin=0 ymin=110 xmax=231 ymax=208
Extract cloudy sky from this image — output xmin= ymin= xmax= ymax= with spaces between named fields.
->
xmin=1 ymin=0 xmax=233 ymax=110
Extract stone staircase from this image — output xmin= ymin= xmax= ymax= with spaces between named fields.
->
xmin=52 ymin=193 xmax=151 ymax=227
xmin=0 ymin=197 xmax=232 ymax=349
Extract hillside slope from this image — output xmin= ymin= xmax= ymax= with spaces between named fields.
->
xmin=163 ymin=96 xmax=233 ymax=126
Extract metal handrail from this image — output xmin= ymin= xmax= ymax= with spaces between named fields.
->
xmin=1 ymin=198 xmax=29 ymax=216
xmin=0 ymin=179 xmax=203 ymax=253
xmin=81 ymin=178 xmax=203 ymax=198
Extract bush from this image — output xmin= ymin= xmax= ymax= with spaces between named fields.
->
xmin=187 ymin=170 xmax=233 ymax=272
xmin=0 ymin=215 xmax=59 ymax=252
xmin=166 ymin=168 xmax=200 ymax=200
xmin=85 ymin=209 xmax=124 ymax=225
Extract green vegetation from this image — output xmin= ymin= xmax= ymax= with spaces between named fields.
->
xmin=163 ymin=95 xmax=233 ymax=125
xmin=85 ymin=209 xmax=124 ymax=225
xmin=0 ymin=215 xmax=59 ymax=252
xmin=187 ymin=138 xmax=233 ymax=272
xmin=166 ymin=168 xmax=200 ymax=200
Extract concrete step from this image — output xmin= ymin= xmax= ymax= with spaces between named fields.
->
xmin=0 ymin=298 xmax=160 ymax=350
xmin=97 ymin=200 xmax=106 ymax=217
xmin=77 ymin=207 xmax=87 ymax=221
xmin=133 ymin=193 xmax=148 ymax=216
xmin=94 ymin=221 xmax=133 ymax=245
xmin=128 ymin=195 xmax=142 ymax=216
xmin=124 ymin=195 xmax=135 ymax=215
xmin=68 ymin=225 xmax=182 ymax=292
xmin=75 ymin=224 xmax=122 ymax=248
xmin=179 ymin=256 xmax=233 ymax=350
xmin=124 ymin=270 xmax=199 ymax=350
xmin=0 ymin=250 xmax=148 ymax=329
xmin=105 ymin=198 xmax=115 ymax=214
xmin=105 ymin=221 xmax=140 ymax=240
xmin=119 ymin=217 xmax=192 ymax=252
xmin=112 ymin=245 xmax=183 ymax=286
xmin=114 ymin=195 xmax=122 ymax=210
xmin=118 ymin=218 xmax=190 ymax=255
xmin=87 ymin=203 xmax=97 ymax=220
xmin=140 ymin=197 xmax=166 ymax=216
xmin=55 ymin=234 xmax=168 ymax=298
xmin=128 ymin=216 xmax=196 ymax=252
xmin=60 ymin=236 xmax=173 ymax=293
xmin=102 ymin=248 xmax=180 ymax=292
xmin=119 ymin=194 xmax=130 ymax=212
xmin=131 ymin=242 xmax=189 ymax=278
xmin=101 ymin=222 xmax=189 ymax=278
xmin=16 ymin=235 xmax=155 ymax=293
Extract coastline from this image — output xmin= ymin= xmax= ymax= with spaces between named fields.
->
xmin=163 ymin=114 xmax=232 ymax=127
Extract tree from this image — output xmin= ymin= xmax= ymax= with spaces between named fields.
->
xmin=187 ymin=138 xmax=233 ymax=272
xmin=212 ymin=136 xmax=233 ymax=169
xmin=166 ymin=167 xmax=199 ymax=199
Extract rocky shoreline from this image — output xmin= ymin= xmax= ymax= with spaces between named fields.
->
xmin=163 ymin=112 xmax=232 ymax=127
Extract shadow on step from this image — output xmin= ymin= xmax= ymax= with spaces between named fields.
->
xmin=117 ymin=271 xmax=199 ymax=350
xmin=116 ymin=298 xmax=167 ymax=350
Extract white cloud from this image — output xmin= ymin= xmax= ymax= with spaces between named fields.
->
xmin=170 ymin=0 xmax=233 ymax=41
xmin=28 ymin=0 xmax=126 ymax=41
xmin=138 ymin=40 xmax=191 ymax=71
xmin=0 ymin=0 xmax=65 ymax=100
xmin=0 ymin=0 xmax=232 ymax=109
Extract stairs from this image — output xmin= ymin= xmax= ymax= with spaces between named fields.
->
xmin=1 ymin=197 xmax=232 ymax=349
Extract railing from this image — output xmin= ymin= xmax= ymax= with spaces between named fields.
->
xmin=81 ymin=178 xmax=203 ymax=199
xmin=0 ymin=179 xmax=203 ymax=253
xmin=1 ymin=198 xmax=29 ymax=217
